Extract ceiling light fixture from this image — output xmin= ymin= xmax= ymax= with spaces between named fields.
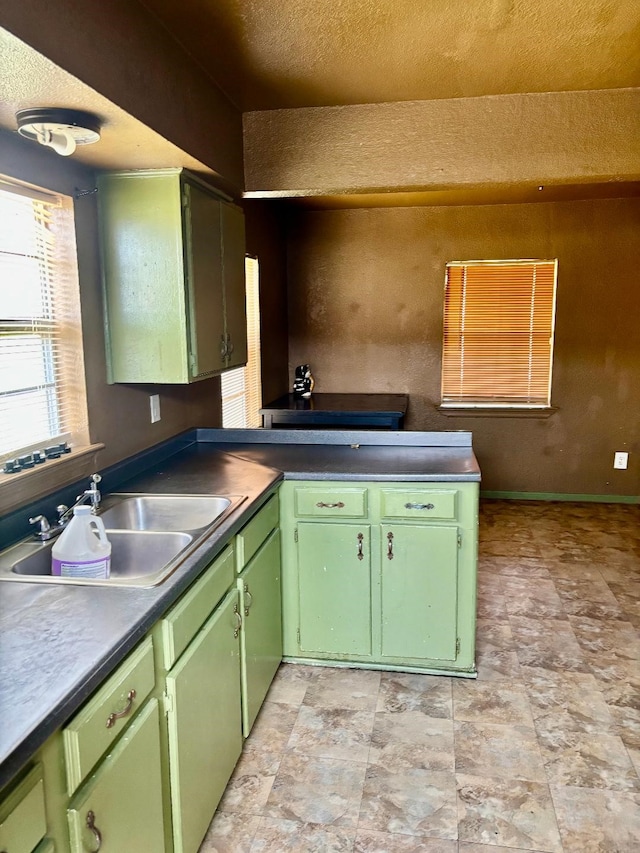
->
xmin=16 ymin=108 xmax=101 ymax=157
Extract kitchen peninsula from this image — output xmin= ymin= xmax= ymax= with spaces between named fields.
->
xmin=0 ymin=428 xmax=479 ymax=852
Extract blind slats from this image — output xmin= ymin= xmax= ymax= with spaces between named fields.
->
xmin=442 ymin=260 xmax=557 ymax=406
xmin=0 ymin=181 xmax=88 ymax=460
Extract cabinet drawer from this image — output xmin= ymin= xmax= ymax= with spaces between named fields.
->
xmin=294 ymin=487 xmax=367 ymax=518
xmin=0 ymin=765 xmax=47 ymax=853
xmin=159 ymin=544 xmax=235 ymax=669
xmin=63 ymin=636 xmax=155 ymax=795
xmin=380 ymin=489 xmax=457 ymax=520
xmin=236 ymin=493 xmax=279 ymax=571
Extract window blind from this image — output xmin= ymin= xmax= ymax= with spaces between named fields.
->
xmin=221 ymin=256 xmax=262 ymax=428
xmin=442 ymin=260 xmax=557 ymax=407
xmin=0 ymin=181 xmax=88 ymax=460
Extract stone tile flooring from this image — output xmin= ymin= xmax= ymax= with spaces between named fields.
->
xmin=199 ymin=500 xmax=640 ymax=852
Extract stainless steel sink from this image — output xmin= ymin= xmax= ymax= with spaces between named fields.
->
xmin=1 ymin=530 xmax=193 ymax=588
xmin=99 ymin=494 xmax=233 ymax=532
xmin=0 ymin=493 xmax=247 ymax=588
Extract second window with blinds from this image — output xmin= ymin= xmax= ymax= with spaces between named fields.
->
xmin=441 ymin=259 xmax=558 ymax=409
xmin=221 ymin=256 xmax=262 ymax=428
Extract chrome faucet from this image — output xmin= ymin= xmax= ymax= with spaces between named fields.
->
xmin=29 ymin=473 xmax=103 ymax=540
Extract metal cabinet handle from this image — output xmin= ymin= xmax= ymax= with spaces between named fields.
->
xmin=404 ymin=502 xmax=435 ymax=510
xmin=316 ymin=501 xmax=345 ymax=509
xmin=244 ymin=582 xmax=253 ymax=616
xmin=357 ymin=533 xmax=364 ymax=561
xmin=220 ymin=334 xmax=227 ymax=360
xmin=105 ymin=689 xmax=136 ymax=729
xmin=233 ymin=603 xmax=242 ymax=637
xmin=387 ymin=531 xmax=394 ymax=560
xmin=85 ymin=810 xmax=102 ymax=851
xmin=226 ymin=334 xmax=234 ymax=355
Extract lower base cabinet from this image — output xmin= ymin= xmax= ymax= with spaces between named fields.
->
xmin=297 ymin=522 xmax=372 ymax=657
xmin=237 ymin=529 xmax=282 ymax=736
xmin=67 ymin=699 xmax=165 ymax=853
xmin=280 ymin=480 xmax=478 ymax=674
xmin=164 ymin=589 xmax=243 ymax=853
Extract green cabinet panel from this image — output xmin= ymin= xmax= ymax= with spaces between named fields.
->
xmin=67 ymin=699 xmax=164 ymax=853
xmin=220 ymin=201 xmax=248 ymax=370
xmin=63 ymin=637 xmax=155 ymax=795
xmin=98 ymin=168 xmax=246 ymax=384
xmin=380 ymin=524 xmax=458 ymax=661
xmin=159 ymin=545 xmax=235 ymax=670
xmin=0 ymin=764 xmax=47 ymax=853
xmin=165 ymin=590 xmax=242 ymax=853
xmin=297 ymin=522 xmax=372 ymax=656
xmin=294 ymin=487 xmax=367 ymax=518
xmin=380 ymin=489 xmax=457 ymax=520
xmin=235 ymin=494 xmax=279 ymax=571
xmin=183 ymin=181 xmax=225 ymax=378
xmin=238 ymin=530 xmax=282 ymax=736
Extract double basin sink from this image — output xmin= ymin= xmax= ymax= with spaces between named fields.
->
xmin=0 ymin=494 xmax=246 ymax=588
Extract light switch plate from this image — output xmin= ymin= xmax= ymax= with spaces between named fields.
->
xmin=613 ymin=451 xmax=628 ymax=470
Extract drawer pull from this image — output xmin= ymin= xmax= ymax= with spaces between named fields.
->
xmin=316 ymin=501 xmax=345 ymax=509
xmin=387 ymin=531 xmax=394 ymax=560
xmin=357 ymin=532 xmax=364 ymax=561
xmin=233 ymin=603 xmax=242 ymax=638
xmin=244 ymin=582 xmax=253 ymax=616
xmin=105 ymin=689 xmax=136 ymax=729
xmin=86 ymin=810 xmax=102 ymax=851
xmin=404 ymin=502 xmax=435 ymax=511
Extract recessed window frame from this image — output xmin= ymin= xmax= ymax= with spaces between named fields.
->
xmin=0 ymin=175 xmax=100 ymax=511
xmin=440 ymin=258 xmax=558 ymax=413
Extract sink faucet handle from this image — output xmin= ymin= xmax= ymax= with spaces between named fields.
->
xmin=29 ymin=514 xmax=51 ymax=534
xmin=90 ymin=473 xmax=102 ymax=485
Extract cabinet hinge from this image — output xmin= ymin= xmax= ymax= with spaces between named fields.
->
xmin=457 ymin=532 xmax=462 ymax=548
xmin=296 ymin=627 xmax=301 ymax=645
xmin=456 ymin=638 xmax=460 ymax=657
xmin=294 ymin=528 xmax=298 ymax=543
xmin=163 ymin=691 xmax=174 ymax=716
xmin=182 ymin=190 xmax=190 ymax=209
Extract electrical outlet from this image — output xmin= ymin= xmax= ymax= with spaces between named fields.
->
xmin=613 ymin=451 xmax=628 ymax=470
xmin=150 ymin=394 xmax=161 ymax=424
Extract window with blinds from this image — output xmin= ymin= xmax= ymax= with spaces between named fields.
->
xmin=441 ymin=259 xmax=557 ymax=408
xmin=0 ymin=178 xmax=89 ymax=462
xmin=221 ymin=256 xmax=262 ymax=427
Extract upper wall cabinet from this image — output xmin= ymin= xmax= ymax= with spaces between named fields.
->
xmin=98 ymin=169 xmax=247 ymax=384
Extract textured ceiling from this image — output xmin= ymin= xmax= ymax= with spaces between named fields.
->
xmin=140 ymin=0 xmax=640 ymax=110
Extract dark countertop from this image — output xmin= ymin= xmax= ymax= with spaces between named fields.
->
xmin=259 ymin=393 xmax=408 ymax=430
xmin=0 ymin=430 xmax=479 ymax=789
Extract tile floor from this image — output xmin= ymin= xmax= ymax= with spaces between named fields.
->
xmin=199 ymin=500 xmax=640 ymax=852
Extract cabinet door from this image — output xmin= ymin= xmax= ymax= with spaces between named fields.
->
xmin=380 ymin=524 xmax=458 ymax=662
xmin=238 ymin=530 xmax=282 ymax=736
xmin=220 ymin=202 xmax=247 ymax=370
xmin=297 ymin=522 xmax=371 ymax=656
xmin=165 ymin=590 xmax=242 ymax=853
xmin=67 ymin=699 xmax=164 ymax=853
xmin=183 ymin=181 xmax=225 ymax=378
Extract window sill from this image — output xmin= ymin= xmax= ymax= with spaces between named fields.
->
xmin=0 ymin=443 xmax=105 ymax=515
xmin=437 ymin=406 xmax=557 ymax=419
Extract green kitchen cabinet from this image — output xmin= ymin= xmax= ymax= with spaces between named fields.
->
xmin=380 ymin=524 xmax=458 ymax=662
xmin=297 ymin=522 xmax=372 ymax=658
xmin=98 ymin=168 xmax=246 ymax=384
xmin=280 ymin=480 xmax=478 ymax=675
xmin=67 ymin=699 xmax=165 ymax=853
xmin=164 ymin=589 xmax=243 ymax=853
xmin=0 ymin=764 xmax=48 ymax=853
xmin=237 ymin=529 xmax=283 ymax=736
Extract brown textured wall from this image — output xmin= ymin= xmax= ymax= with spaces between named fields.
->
xmin=1 ymin=0 xmax=244 ymax=189
xmin=1 ymin=131 xmax=221 ymax=470
xmin=287 ymin=199 xmax=640 ymax=496
xmin=244 ymin=89 xmax=640 ymax=195
xmin=244 ymin=201 xmax=290 ymax=405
